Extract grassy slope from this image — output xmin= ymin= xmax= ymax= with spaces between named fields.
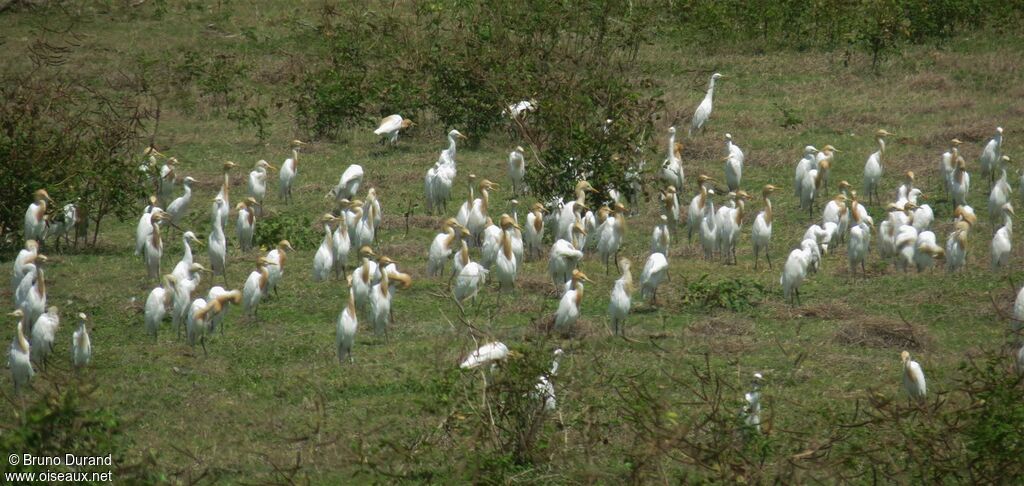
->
xmin=1 ymin=2 xmax=1023 ymax=482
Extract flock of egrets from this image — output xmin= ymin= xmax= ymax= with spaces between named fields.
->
xmin=9 ymin=72 xmax=1024 ymax=421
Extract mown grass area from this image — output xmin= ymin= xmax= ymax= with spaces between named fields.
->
xmin=1 ymin=1 xmax=1023 ymax=482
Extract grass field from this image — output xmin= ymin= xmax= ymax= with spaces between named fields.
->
xmin=2 ymin=2 xmax=1024 ymax=483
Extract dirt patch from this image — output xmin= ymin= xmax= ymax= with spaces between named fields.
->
xmin=907 ymin=72 xmax=952 ymax=92
xmin=531 ymin=314 xmax=603 ymax=339
xmin=833 ymin=315 xmax=933 ymax=350
xmin=686 ymin=315 xmax=753 ymax=337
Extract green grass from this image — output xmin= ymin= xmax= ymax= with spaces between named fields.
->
xmin=1 ymin=2 xmax=1024 ymax=482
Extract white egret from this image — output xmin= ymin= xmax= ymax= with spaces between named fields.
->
xmin=30 ymin=306 xmax=58 ymax=370
xmin=639 ymin=251 xmax=669 ymax=305
xmin=171 ymin=231 xmax=202 ymax=283
xmin=213 ymin=161 xmax=238 ymax=227
xmin=689 ymin=72 xmax=724 ymax=136
xmin=893 ymin=225 xmax=919 ymax=273
xmin=651 ymin=215 xmax=671 ymax=257
xmin=548 ymin=223 xmax=586 ymax=290
xmin=901 ymin=351 xmax=926 ymax=402
xmin=330 ymin=164 xmax=364 ymax=202
xmin=424 ymin=129 xmax=466 ymax=214
xmin=718 ymin=190 xmax=751 ymax=265
xmin=554 ymin=269 xmax=592 ymax=333
xmin=988 ymin=158 xmax=1013 ymax=222
xmin=278 ymin=140 xmax=306 ymax=203
xmin=781 ymin=245 xmax=813 ymax=305
xmin=660 ymin=185 xmax=681 ymax=235
xmin=264 ymin=240 xmax=294 ymax=298
xmin=910 ymin=191 xmax=934 ymax=232
xmin=236 ymin=198 xmax=257 ymax=252
xmin=374 ymin=114 xmax=414 ymax=145
xmin=979 ymin=126 xmax=1004 ymax=187
xmin=494 ymin=215 xmax=520 ymax=293
xmin=741 ymin=373 xmax=764 ymax=433
xmin=460 ymin=342 xmax=509 ymax=370
xmin=863 ymin=129 xmax=893 ymax=205
xmin=455 ymin=174 xmax=477 ymax=229
xmin=815 ymin=144 xmax=839 ymax=196
xmin=525 ymin=202 xmax=547 ymax=260
xmin=24 ymin=189 xmax=52 ymax=243
xmin=136 ymin=200 xmax=162 ymax=256
xmin=453 ymin=248 xmax=488 ymax=305
xmin=848 ymin=206 xmax=872 ymax=276
xmin=166 ymin=176 xmax=197 ymax=225
xmin=143 ymin=211 xmax=170 ymax=280
xmin=793 ymin=146 xmax=819 ymax=198
xmin=337 ymin=286 xmax=358 ymax=365
xmin=508 ymin=200 xmax=525 ymax=265
xmin=242 ymin=257 xmax=272 ymax=319
xmin=480 ymin=217 xmax=502 ymax=269
xmin=247 ymin=160 xmax=276 ymax=212
xmin=204 ymin=286 xmax=241 ymax=334
xmin=351 ymin=246 xmax=380 ymax=313
xmin=555 ymin=181 xmax=598 ymax=242
xmin=895 ymin=171 xmax=915 ymax=203
xmin=467 ymin=179 xmax=499 ymax=244
xmin=991 ymin=203 xmax=1014 ymax=270
xmin=427 ymin=218 xmax=461 ymax=277
xmin=912 ymin=230 xmax=944 ymax=272
xmin=660 ymin=127 xmax=684 ymax=190
xmin=687 ymin=175 xmax=715 ymax=242
xmin=939 ymin=139 xmax=962 ymax=196
xmin=172 ymin=263 xmax=207 ymax=337
xmin=313 ymin=214 xmax=338 ymax=282
xmin=209 ymin=197 xmax=228 ymax=284
xmin=47 ymin=202 xmax=79 ymax=249
xmin=158 ymin=157 xmax=177 ymax=208
xmin=145 ymin=274 xmax=176 ymax=339
xmin=505 ymin=99 xmax=537 ymax=119
xmin=71 ymin=312 xmax=91 ymax=368
xmin=14 ymin=256 xmax=44 ymax=314
xmin=800 ymin=159 xmax=830 ymax=219
xmin=608 ymin=258 xmax=633 ymax=336
xmin=699 ymin=190 xmax=718 ymax=260
xmin=724 ymin=133 xmax=744 ymax=191
xmin=752 ymin=185 xmax=778 ymax=270
xmin=597 ymin=203 xmax=627 ymax=273
xmin=8 ymin=310 xmax=34 ymax=394
xmin=535 ymin=348 xmax=564 ymax=412
xmin=508 ymin=146 xmax=526 ymax=195
xmin=369 ymin=271 xmax=412 ymax=339
xmin=11 ymin=240 xmax=39 ymax=292
xmin=363 ymin=188 xmax=382 ymax=236
xmin=945 ymin=220 xmax=971 ymax=273
xmin=352 ymin=203 xmax=377 ymax=251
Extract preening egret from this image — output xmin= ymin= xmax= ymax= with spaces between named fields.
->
xmin=508 ymin=200 xmax=525 ymax=264
xmin=455 ymin=174 xmax=477 ymax=229
xmin=8 ymin=310 xmax=34 ymax=394
xmin=374 ymin=114 xmax=414 ymax=145
xmin=505 ymin=99 xmax=537 ymax=119
xmin=689 ymin=73 xmax=724 ymax=137
xmin=352 ymin=246 xmax=380 ymax=313
xmin=724 ymin=133 xmax=744 ymax=191
xmin=14 ymin=256 xmax=44 ymax=315
xmin=136 ymin=201 xmax=162 ymax=256
xmin=555 ymin=181 xmax=598 ymax=241
xmin=265 ymin=240 xmax=294 ymax=298
xmin=991 ymin=203 xmax=1014 ymax=270
xmin=330 ymin=164 xmax=364 ymax=202
xmin=699 ymin=190 xmax=718 ymax=260
xmin=901 ymin=350 xmax=926 ymax=401
xmin=548 ymin=223 xmax=586 ymax=290
xmin=332 ymin=205 xmax=352 ymax=280
xmin=752 ymin=185 xmax=778 ymax=270
xmin=896 ymin=171 xmax=915 ymax=203
xmin=781 ymin=245 xmax=813 ymax=305
xmin=24 ymin=189 xmax=52 ymax=243
xmin=428 ymin=218 xmax=461 ymax=277
xmin=166 ymin=176 xmax=197 ymax=225
xmin=687 ymin=175 xmax=715 ymax=242
xmin=172 ymin=263 xmax=207 ymax=337
xmin=143 ymin=211 xmax=170 ymax=280
xmin=145 ymin=274 xmax=176 ymax=339
xmin=525 ymin=202 xmax=547 ymax=260
xmin=639 ymin=251 xmax=668 ymax=305
xmin=279 ymin=140 xmax=306 ymax=203
xmin=535 ymin=348 xmax=564 ymax=412
xmin=979 ymin=126 xmax=1004 ymax=187
xmin=171 ymin=231 xmax=202 ymax=283
xmin=597 ymin=203 xmax=627 ymax=273
xmin=453 ymin=247 xmax=488 ymax=305
xmin=236 ymin=198 xmax=257 ymax=252
xmin=815 ymin=144 xmax=839 ymax=196
xmin=554 ymin=269 xmax=592 ymax=333
xmin=71 ymin=313 xmax=91 ymax=368
xmin=363 ymin=188 xmax=382 ymax=236
xmin=660 ymin=127 xmax=684 ymax=190
xmin=47 ymin=202 xmax=79 ymax=250
xmin=863 ymin=129 xmax=893 ymax=205
xmin=11 ymin=240 xmax=39 ymax=292
xmin=248 ymin=160 xmax=276 ymax=213
xmin=608 ymin=258 xmax=633 ymax=336
xmin=945 ymin=220 xmax=971 ymax=273
xmin=213 ymin=161 xmax=238 ymax=228
xmin=369 ymin=271 xmax=412 ymax=339
xmin=467 ymin=179 xmax=499 ymax=244
xmin=313 ymin=214 xmax=338 ymax=282
xmin=204 ymin=286 xmax=241 ymax=334
xmin=912 ymin=230 xmax=944 ymax=272
xmin=794 ymin=146 xmax=819 ymax=198
xmin=508 ymin=146 xmax=526 ymax=195
xmin=460 ymin=341 xmax=509 ymax=370
xmin=209 ymin=197 xmax=228 ymax=284
xmin=30 ymin=306 xmax=58 ymax=370
xmin=893 ymin=224 xmax=919 ymax=273
xmin=243 ymin=257 xmax=272 ymax=319
xmin=651 ymin=215 xmax=671 ymax=256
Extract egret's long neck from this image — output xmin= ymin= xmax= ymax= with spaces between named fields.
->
xmin=152 ymin=222 xmax=161 ymax=248
xmin=667 ymin=131 xmax=676 ymax=158
xmin=467 ymin=184 xmax=475 ymax=204
xmin=443 ymin=227 xmax=457 ymax=249
xmin=574 ymin=279 xmax=584 ymax=305
xmin=380 ymin=273 xmax=390 ymax=298
xmin=447 ymin=135 xmax=458 ymax=159
xmin=622 ymin=267 xmax=633 ymax=293
xmin=36 ymin=268 xmax=45 ymax=297
xmin=501 ymin=228 xmax=513 ymax=259
xmin=183 ymin=239 xmax=193 ymax=263
xmin=877 ymin=137 xmax=886 ymax=155
xmin=1005 ymin=214 xmax=1013 ymax=233
xmin=704 ymin=79 xmax=716 ymax=101
xmin=575 ymin=189 xmax=586 ymax=206
xmin=347 ymin=289 xmax=356 ymax=315
xmin=736 ymin=199 xmax=745 ymax=223
xmin=324 ymin=225 xmax=333 ymax=249
xmin=293 ymin=149 xmax=300 ymax=166
xmin=459 ymin=241 xmax=470 ymax=266
xmin=764 ymin=196 xmax=773 ymax=224
xmin=221 ymin=172 xmax=230 ymax=200
xmin=17 ymin=321 xmax=29 ymax=353
xmin=481 ymin=188 xmax=489 ymax=212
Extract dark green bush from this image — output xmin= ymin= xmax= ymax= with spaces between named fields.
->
xmin=682 ymin=274 xmax=766 ymax=312
xmin=252 ymin=214 xmax=318 ymax=251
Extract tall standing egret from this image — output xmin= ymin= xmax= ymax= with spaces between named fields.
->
xmin=351 ymin=246 xmax=380 ymax=313
xmin=455 ymin=174 xmax=477 ymax=228
xmin=24 ymin=189 xmax=52 ymax=243
xmin=158 ymin=157 xmax=177 ymax=208
xmin=752 ymin=185 xmax=778 ymax=270
xmin=424 ymin=129 xmax=466 ymax=214
xmin=467 ymin=179 xmax=499 ymax=244
xmin=352 ymin=204 xmax=377 ymax=251
xmin=699 ymin=190 xmax=718 ymax=261
xmin=901 ymin=351 xmax=926 ymax=402
xmin=508 ymin=200 xmax=525 ymax=264
xmin=204 ymin=286 xmax=242 ymax=335
xmin=171 ymin=231 xmax=203 ymax=283
xmin=363 ymin=188 xmax=383 ymax=235
xmin=534 ymin=349 xmax=564 ymax=412
xmin=724 ymin=133 xmax=744 ymax=191
xmin=939 ymin=140 xmax=963 ymax=196
xmin=14 ymin=256 xmax=44 ymax=314
xmin=8 ymin=310 xmax=34 ymax=394
xmin=247 ymin=160 xmax=276 ymax=213
xmin=494 ymin=215 xmax=520 ymax=294
xmin=136 ymin=201 xmax=162 ymax=256
xmin=330 ymin=164 xmax=364 ymax=202
xmin=660 ymin=127 xmax=684 ymax=190
xmin=243 ymin=257 xmax=272 ymax=320
xmin=689 ymin=73 xmax=724 ymax=137
xmin=991 ymin=203 xmax=1014 ymax=270
xmin=508 ymin=146 xmax=526 ymax=196
xmin=781 ymin=244 xmax=812 ymax=305
xmin=30 ymin=306 xmax=58 ymax=370
xmin=11 ymin=240 xmax=39 ymax=292
xmin=548 ymin=223 xmax=586 ymax=290
xmin=145 ymin=274 xmax=176 ymax=339
xmin=265 ymin=240 xmax=294 ymax=298
xmin=337 ymin=286 xmax=358 ymax=364
xmin=815 ymin=144 xmax=839 ymax=196
xmin=554 ymin=269 xmax=592 ymax=334
xmin=279 ymin=140 xmax=306 ymax=204
xmin=525 ymin=202 xmax=547 ymax=260
xmin=213 ymin=161 xmax=238 ymax=228
xmin=660 ymin=186 xmax=682 ymax=235
xmin=651 ymin=215 xmax=671 ymax=256
xmin=801 ymin=159 xmax=830 ymax=220
xmin=236 ymin=198 xmax=257 ymax=252
xmin=639 ymin=251 xmax=669 ymax=305
xmin=848 ymin=206 xmax=872 ymax=277
xmin=71 ymin=312 xmax=91 ymax=368
xmin=608 ymin=258 xmax=633 ymax=336
xmin=863 ymin=129 xmax=893 ymax=205
xmin=369 ymin=271 xmax=412 ymax=340
xmin=717 ymin=190 xmax=751 ymax=265
xmin=166 ymin=176 xmax=197 ymax=226
xmin=479 ymin=217 xmax=503 ymax=269
xmin=172 ymin=263 xmax=208 ymax=338
xmin=209 ymin=197 xmax=228 ymax=284
xmin=687 ymin=175 xmax=716 ymax=242
xmin=144 ymin=212 xmax=170 ymax=281
xmin=374 ymin=114 xmax=414 ymax=145
xmin=988 ymin=157 xmax=1013 ymax=223
xmin=597 ymin=203 xmax=627 ymax=273
xmin=979 ymin=126 xmax=1004 ymax=188
xmin=427 ymin=218 xmax=460 ymax=277
xmin=313 ymin=214 xmax=338 ymax=282
xmin=945 ymin=220 xmax=972 ymax=273
xmin=555 ymin=181 xmax=598 ymax=241
xmin=793 ymin=146 xmax=819 ymax=198
xmin=332 ymin=206 xmax=352 ymax=280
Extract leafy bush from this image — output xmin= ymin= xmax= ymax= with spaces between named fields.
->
xmin=682 ymin=274 xmax=766 ymax=311
xmin=252 ymin=214 xmax=318 ymax=251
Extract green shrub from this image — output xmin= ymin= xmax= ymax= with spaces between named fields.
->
xmin=253 ymin=214 xmax=318 ymax=251
xmin=682 ymin=274 xmax=766 ymax=312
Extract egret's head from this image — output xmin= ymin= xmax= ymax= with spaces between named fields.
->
xmin=184 ymin=231 xmax=201 ymax=244
xmin=9 ymin=309 xmax=24 ymax=319
xmin=1001 ymin=155 xmax=1012 ymax=163
xmin=576 ymin=180 xmax=598 ymax=194
xmin=290 ymin=139 xmax=306 ymax=148
xmin=1003 ymin=203 xmax=1015 ymax=216
xmin=668 ymin=126 xmax=676 ymax=135
xmin=359 ymin=245 xmax=376 ymax=258
xmin=876 ymin=129 xmax=893 ymax=137
xmin=725 ymin=133 xmax=733 ymax=141
xmin=213 ymin=195 xmax=225 ymax=207
xmin=498 ymin=213 xmax=520 ymax=231
xmin=804 ymin=145 xmax=818 ymax=155
xmin=509 ymin=199 xmax=519 ymax=208
xmin=514 ymin=146 xmax=524 ymax=153
xmin=400 ymin=118 xmax=414 ymax=129
xmin=189 ymin=263 xmax=210 ymax=274
xmin=951 ymin=138 xmax=963 ymax=146
xmin=762 ymin=184 xmax=778 ymax=196
xmin=572 ymin=269 xmax=594 ymax=283
xmin=572 ymin=222 xmax=587 ymax=236
xmin=996 ymin=126 xmax=1004 ymax=135
xmin=183 ymin=176 xmax=197 ymax=185
xmin=711 ymin=72 xmax=724 ymax=80
xmin=664 ymin=185 xmax=677 ymax=194
xmin=25 ymin=240 xmax=38 ymax=251
xmin=659 ymin=214 xmax=668 ymax=223
xmin=278 ymin=240 xmax=294 ymax=252
xmin=900 ymin=350 xmax=910 ymax=363
xmin=449 ymin=129 xmax=467 ymax=140
xmin=379 ymin=256 xmax=396 ymax=266
xmin=905 ymin=171 xmax=915 ymax=182
xmin=223 ymin=161 xmax=238 ymax=171
xmin=77 ymin=312 xmax=88 ymax=321
xmin=34 ymin=189 xmax=53 ymax=203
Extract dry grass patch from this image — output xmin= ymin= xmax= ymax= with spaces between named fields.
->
xmin=833 ymin=315 xmax=934 ymax=350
